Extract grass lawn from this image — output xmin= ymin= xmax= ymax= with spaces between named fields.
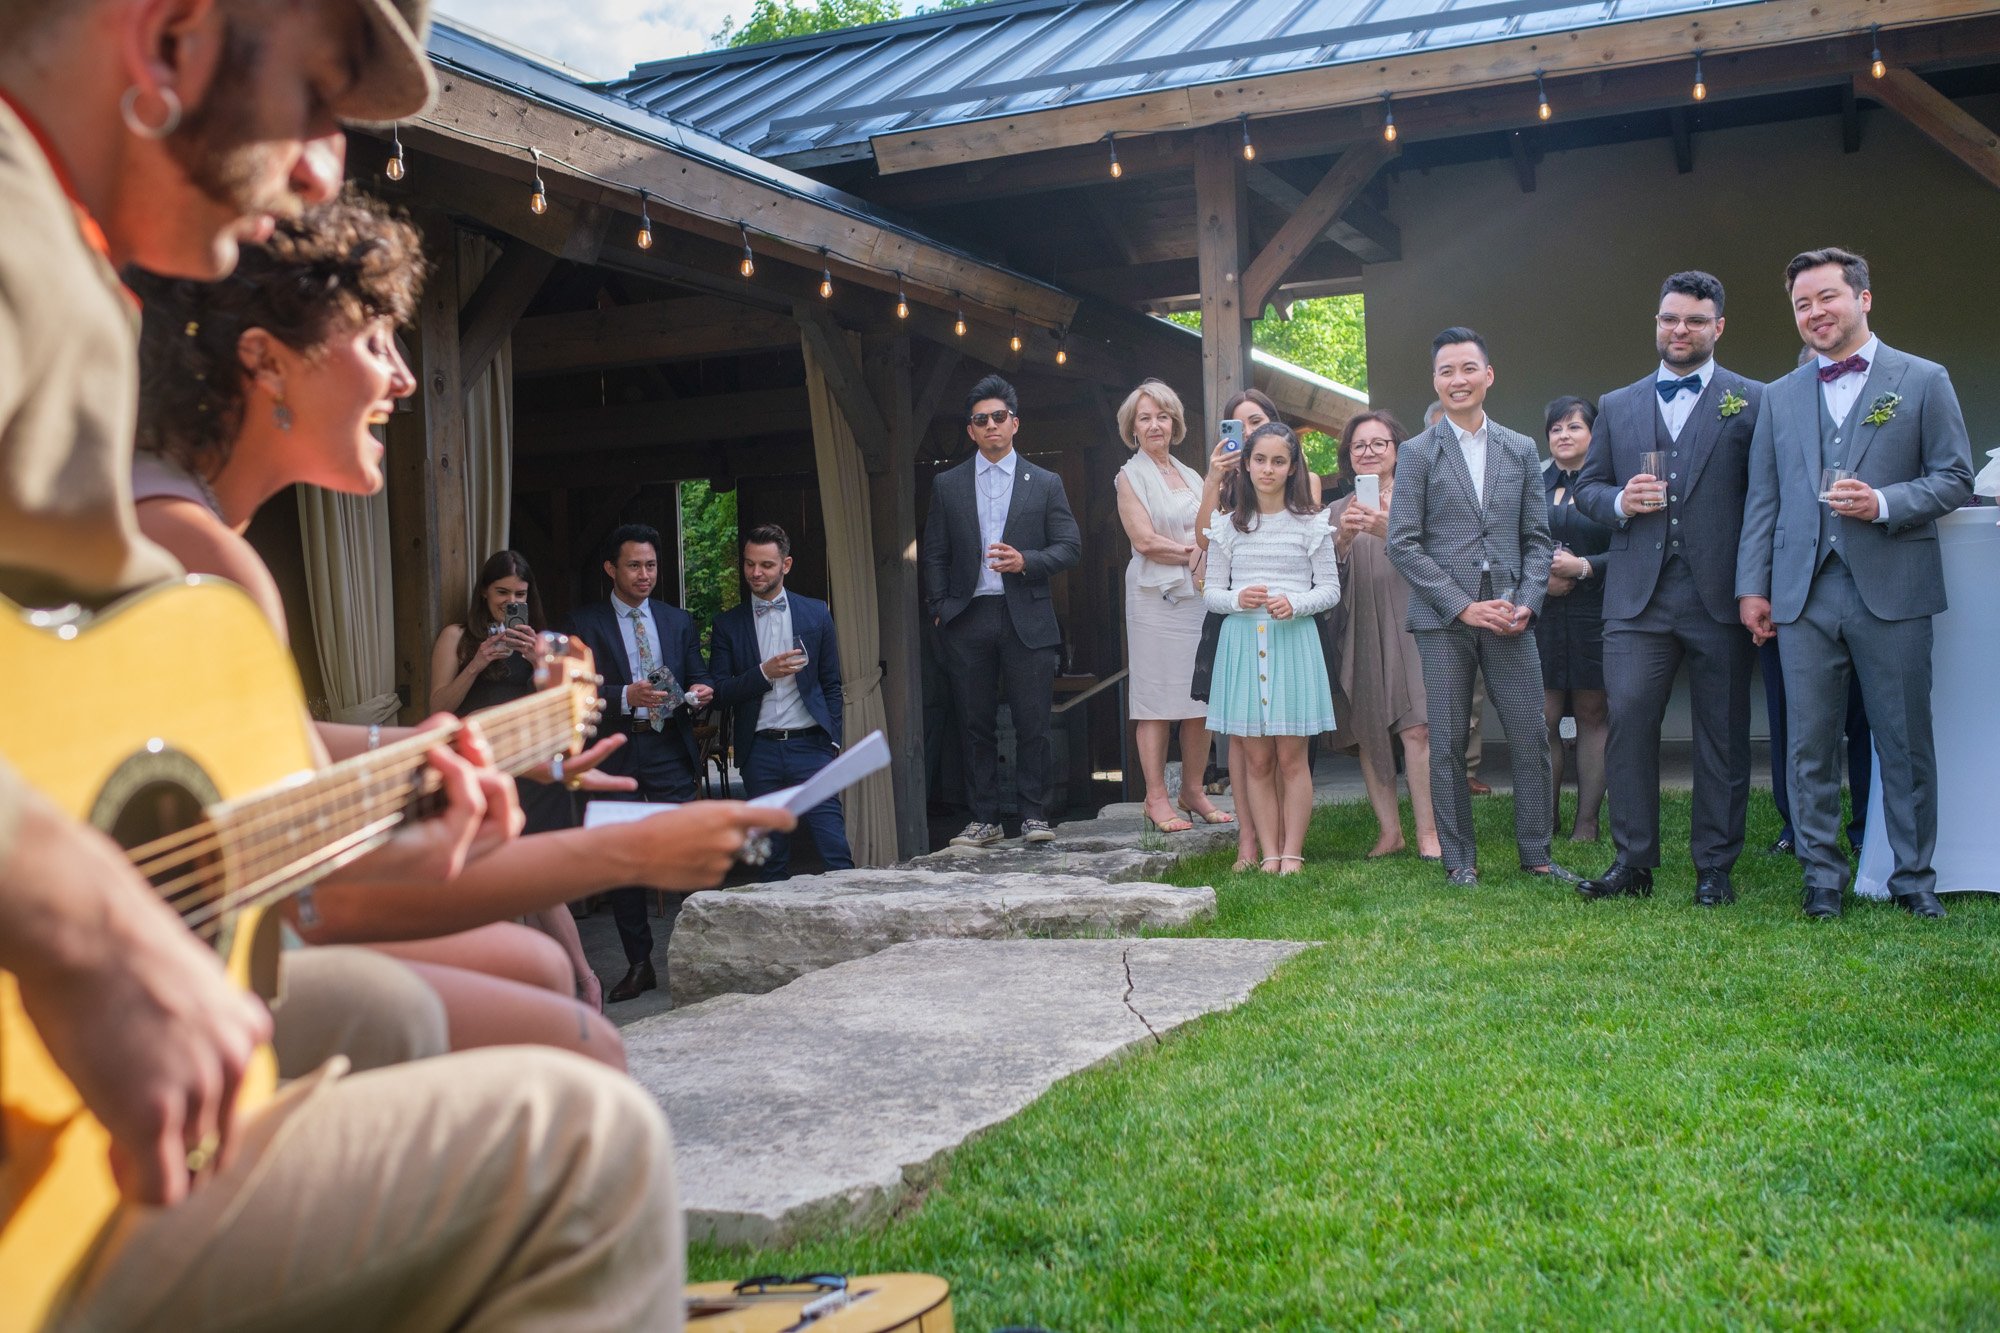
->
xmin=688 ymin=791 xmax=2000 ymax=1330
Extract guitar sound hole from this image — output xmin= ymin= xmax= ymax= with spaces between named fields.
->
xmin=90 ymin=749 xmax=226 ymax=951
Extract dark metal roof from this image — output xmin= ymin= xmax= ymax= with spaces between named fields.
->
xmin=606 ymin=0 xmax=1752 ymax=164
xmin=423 ymin=19 xmax=1065 ymax=296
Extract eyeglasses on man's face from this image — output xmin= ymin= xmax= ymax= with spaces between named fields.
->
xmin=1655 ymin=314 xmax=1716 ymax=331
xmin=969 ymin=409 xmax=1014 ymax=427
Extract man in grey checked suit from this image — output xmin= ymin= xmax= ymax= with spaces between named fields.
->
xmin=1387 ymin=328 xmax=1566 ymax=886
xmin=1737 ymin=247 xmax=1973 ymax=919
xmin=1573 ymin=271 xmax=1763 ymax=908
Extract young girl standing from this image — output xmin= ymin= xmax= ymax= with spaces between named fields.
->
xmin=1204 ymin=423 xmax=1341 ymax=874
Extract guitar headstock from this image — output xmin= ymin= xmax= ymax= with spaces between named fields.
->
xmin=533 ymin=631 xmax=604 ymax=755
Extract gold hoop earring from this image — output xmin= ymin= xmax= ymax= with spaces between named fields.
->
xmin=119 ymin=85 xmax=183 ymax=140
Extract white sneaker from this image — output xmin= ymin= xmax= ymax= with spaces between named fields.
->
xmin=949 ymin=821 xmax=1004 ymax=848
xmin=1021 ymin=819 xmax=1057 ymax=843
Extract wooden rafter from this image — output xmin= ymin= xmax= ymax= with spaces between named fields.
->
xmin=1861 ymin=67 xmax=2000 ymax=190
xmin=458 ymin=241 xmax=557 ymax=384
xmin=796 ymin=305 xmax=892 ymax=473
xmin=512 ymin=297 xmax=800 ymax=376
xmin=1241 ymin=138 xmax=1396 ymax=316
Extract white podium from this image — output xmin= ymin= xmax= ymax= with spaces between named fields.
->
xmin=1854 ymin=507 xmax=2000 ymax=899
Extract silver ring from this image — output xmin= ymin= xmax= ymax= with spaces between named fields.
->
xmin=119 ymin=85 xmax=183 ymax=140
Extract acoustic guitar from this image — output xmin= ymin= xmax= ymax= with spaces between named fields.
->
xmin=0 ymin=577 xmax=602 ymax=1333
xmin=685 ymin=1272 xmax=953 ymax=1332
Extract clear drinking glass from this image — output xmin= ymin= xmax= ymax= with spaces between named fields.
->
xmin=1820 ymin=467 xmax=1857 ymax=502
xmin=791 ymin=634 xmax=809 ymax=667
xmin=1637 ymin=451 xmax=1667 ymax=511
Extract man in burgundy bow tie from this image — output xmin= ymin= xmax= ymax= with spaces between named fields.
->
xmin=1736 ymin=247 xmax=1974 ymax=920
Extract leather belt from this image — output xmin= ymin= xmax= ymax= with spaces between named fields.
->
xmin=755 ymin=726 xmax=823 ymax=741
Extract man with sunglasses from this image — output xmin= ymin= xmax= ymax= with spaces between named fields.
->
xmin=1572 ymin=271 xmax=1762 ymax=909
xmin=922 ymin=375 xmax=1081 ymax=846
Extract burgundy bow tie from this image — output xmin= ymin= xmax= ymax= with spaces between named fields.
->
xmin=1817 ymin=354 xmax=1869 ymax=383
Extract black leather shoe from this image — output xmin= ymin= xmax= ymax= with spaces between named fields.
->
xmin=1894 ymin=890 xmax=1946 ymax=918
xmin=1577 ymin=863 xmax=1653 ymax=900
xmin=1694 ymin=868 xmax=1736 ymax=907
xmin=606 ymin=960 xmax=657 ymax=1002
xmin=1523 ymin=861 xmax=1584 ymax=885
xmin=1802 ymin=884 xmax=1843 ymax=919
xmin=1767 ymin=837 xmax=1795 ymax=856
xmin=1446 ymin=867 xmax=1479 ymax=887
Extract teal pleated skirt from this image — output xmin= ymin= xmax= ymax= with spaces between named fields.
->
xmin=1206 ymin=611 xmax=1336 ymax=737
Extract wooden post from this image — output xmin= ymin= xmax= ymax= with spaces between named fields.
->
xmin=1195 ymin=125 xmax=1251 ymax=469
xmin=867 ymin=335 xmax=930 ymax=859
xmin=1863 ymin=69 xmax=2000 ymax=191
xmin=387 ymin=211 xmax=471 ymax=724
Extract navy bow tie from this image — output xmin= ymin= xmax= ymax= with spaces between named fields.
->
xmin=1656 ymin=375 xmax=1703 ymax=401
xmin=753 ymin=597 xmax=787 ymax=617
xmin=1817 ymin=354 xmax=1869 ymax=383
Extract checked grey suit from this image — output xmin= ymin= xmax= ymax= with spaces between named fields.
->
xmin=1387 ymin=416 xmax=1554 ymax=872
xmin=1574 ymin=367 xmax=1763 ymax=874
xmin=1736 ymin=341 xmax=1972 ymax=901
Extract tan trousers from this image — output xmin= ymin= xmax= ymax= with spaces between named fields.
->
xmin=271 ymin=946 xmax=449 ymax=1079
xmin=52 ymin=1050 xmax=683 ymax=1333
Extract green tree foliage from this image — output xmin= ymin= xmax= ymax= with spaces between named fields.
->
xmin=1168 ymin=295 xmax=1368 ymax=477
xmin=677 ymin=480 xmax=740 ymax=642
xmin=714 ymin=0 xmax=900 ymax=48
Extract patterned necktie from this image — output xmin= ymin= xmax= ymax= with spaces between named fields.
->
xmin=628 ymin=606 xmax=664 ymax=733
xmin=1817 ymin=354 xmax=1869 ymax=383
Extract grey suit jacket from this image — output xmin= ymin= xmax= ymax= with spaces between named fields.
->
xmin=1387 ymin=417 xmax=1553 ymax=633
xmin=1735 ymin=342 xmax=1972 ymax=624
xmin=1572 ymin=367 xmax=1763 ymax=625
xmin=921 ymin=451 xmax=1082 ymax=650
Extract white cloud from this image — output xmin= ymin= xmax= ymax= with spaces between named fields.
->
xmin=435 ymin=0 xmax=760 ymax=80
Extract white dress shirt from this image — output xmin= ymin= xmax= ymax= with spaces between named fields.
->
xmin=974 ymin=448 xmax=1017 ymax=596
xmin=612 ymin=591 xmax=662 ymax=718
xmin=751 ymin=590 xmax=816 ymax=731
xmin=1815 ymin=334 xmax=1891 ymax=525
xmin=1448 ymin=414 xmax=1489 ymax=506
xmin=1655 ymin=357 xmax=1713 ymax=441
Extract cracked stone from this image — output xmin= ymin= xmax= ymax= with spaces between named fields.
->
xmin=666 ymin=870 xmax=1215 ymax=1006
xmin=623 ymin=937 xmax=1309 ymax=1248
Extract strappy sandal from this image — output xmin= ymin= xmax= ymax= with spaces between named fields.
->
xmin=1142 ymin=799 xmax=1194 ymax=834
xmin=1273 ymin=855 xmax=1306 ymax=876
xmin=1179 ymin=802 xmax=1237 ymax=826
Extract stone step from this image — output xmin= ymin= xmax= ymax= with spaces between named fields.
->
xmin=667 ymin=870 xmax=1214 ymax=1006
xmin=624 ymin=937 xmax=1309 ymax=1248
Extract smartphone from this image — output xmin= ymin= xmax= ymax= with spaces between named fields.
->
xmin=1354 ymin=473 xmax=1381 ymax=509
xmin=1219 ymin=419 xmax=1244 ymax=452
xmin=502 ymin=600 xmax=530 ymax=631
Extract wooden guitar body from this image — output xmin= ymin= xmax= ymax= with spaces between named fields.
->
xmin=685 ymin=1273 xmax=953 ymax=1333
xmin=0 ymin=578 xmax=310 ymax=1331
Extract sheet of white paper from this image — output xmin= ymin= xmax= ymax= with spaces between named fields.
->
xmin=580 ymin=731 xmax=889 ymax=829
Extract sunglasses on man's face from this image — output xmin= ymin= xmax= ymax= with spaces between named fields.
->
xmin=969 ymin=409 xmax=1014 ymax=427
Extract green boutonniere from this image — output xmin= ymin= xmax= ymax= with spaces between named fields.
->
xmin=1718 ymin=390 xmax=1747 ymax=418
xmin=1864 ymin=393 xmax=1902 ymax=427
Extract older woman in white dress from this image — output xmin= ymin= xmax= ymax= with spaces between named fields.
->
xmin=1117 ymin=379 xmax=1234 ymax=833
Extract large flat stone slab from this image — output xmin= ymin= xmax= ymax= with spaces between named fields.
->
xmin=624 ymin=937 xmax=1309 ymax=1248
xmin=667 ymin=870 xmax=1214 ymax=1005
xmin=902 ymin=840 xmax=1186 ymax=879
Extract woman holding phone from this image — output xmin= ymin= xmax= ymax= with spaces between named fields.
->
xmin=1536 ymin=396 xmax=1612 ymax=842
xmin=1325 ymin=412 xmax=1440 ymax=859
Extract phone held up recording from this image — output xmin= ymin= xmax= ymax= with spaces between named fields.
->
xmin=1219 ymin=418 xmax=1244 ymax=452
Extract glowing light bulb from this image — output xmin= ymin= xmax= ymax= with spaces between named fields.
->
xmin=1107 ymin=137 xmax=1122 ymax=178
xmin=1692 ymin=51 xmax=1707 ymax=102
xmin=895 ymin=276 xmax=909 ymax=320
xmin=1536 ymin=71 xmax=1552 ymax=122
xmin=1055 ymin=344 xmax=1068 ymax=366
xmin=954 ymin=309 xmax=967 ymax=338
xmin=530 ymin=183 xmax=548 ymax=215
xmin=387 ymin=126 xmax=406 ymax=180
xmin=820 ymin=271 xmax=834 ymax=299
xmin=1240 ymin=115 xmax=1255 ymax=162
xmin=636 ymin=193 xmax=653 ymax=249
xmin=1381 ymin=95 xmax=1397 ymax=144
xmin=1870 ymin=25 xmax=1886 ymax=79
xmin=737 ymin=224 xmax=755 ymax=279
xmin=1011 ymin=331 xmax=1023 ymax=353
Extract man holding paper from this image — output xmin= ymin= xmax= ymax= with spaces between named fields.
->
xmin=710 ymin=524 xmax=854 ymax=880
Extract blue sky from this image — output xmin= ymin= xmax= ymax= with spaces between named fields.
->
xmin=436 ymin=1 xmax=782 ymax=79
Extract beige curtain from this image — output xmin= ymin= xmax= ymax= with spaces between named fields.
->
xmin=297 ymin=485 xmax=400 ymax=723
xmin=802 ymin=335 xmax=896 ymax=867
xmin=458 ymin=232 xmax=513 ymax=580
xmin=296 ymin=233 xmax=513 ymax=722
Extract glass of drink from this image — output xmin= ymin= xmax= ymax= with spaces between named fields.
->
xmin=1820 ymin=467 xmax=1857 ymax=502
xmin=1638 ymin=451 xmax=1666 ymax=511
xmin=791 ymin=634 xmax=809 ymax=666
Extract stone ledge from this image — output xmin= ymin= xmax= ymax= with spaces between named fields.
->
xmin=667 ymin=870 xmax=1214 ymax=1006
xmin=625 ymin=937 xmax=1309 ymax=1248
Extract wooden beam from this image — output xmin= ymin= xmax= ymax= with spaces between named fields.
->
xmin=863 ymin=334 xmax=930 ymax=857
xmin=859 ymin=13 xmax=2000 ymax=206
xmin=870 ymin=0 xmax=2000 ymax=173
xmin=1246 ymin=164 xmax=1400 ymax=264
xmin=515 ymin=436 xmax=819 ymax=492
xmin=911 ymin=344 xmax=963 ymax=428
xmin=1083 ymin=191 xmax=1145 ymax=266
xmin=1841 ymin=82 xmax=1864 ymax=153
xmin=387 ymin=212 xmax=471 ymax=725
xmin=1069 ymin=248 xmax=1361 ymax=307
xmin=512 ymin=297 xmax=800 ymax=376
xmin=457 ymin=241 xmax=557 ymax=385
xmin=407 ymin=71 xmax=1077 ymax=331
xmin=796 ymin=306 xmax=892 ymax=472
xmin=1194 ymin=126 xmax=1250 ymax=473
xmin=516 ymin=387 xmax=813 ymax=456
xmin=1509 ymin=130 xmax=1538 ymax=194
xmin=1860 ymin=67 xmax=2000 ymax=190
xmin=1667 ymin=108 xmax=1695 ymax=175
xmin=1241 ymin=138 xmax=1395 ymax=316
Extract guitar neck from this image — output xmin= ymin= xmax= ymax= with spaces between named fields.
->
xmin=185 ymin=689 xmax=583 ymax=931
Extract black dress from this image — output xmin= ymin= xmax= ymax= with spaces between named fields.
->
xmin=457 ymin=646 xmax=576 ymax=835
xmin=1535 ymin=463 xmax=1614 ymax=692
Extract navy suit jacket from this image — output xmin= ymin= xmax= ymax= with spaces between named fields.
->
xmin=709 ymin=592 xmax=844 ymax=769
xmin=563 ymin=596 xmax=711 ymax=770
